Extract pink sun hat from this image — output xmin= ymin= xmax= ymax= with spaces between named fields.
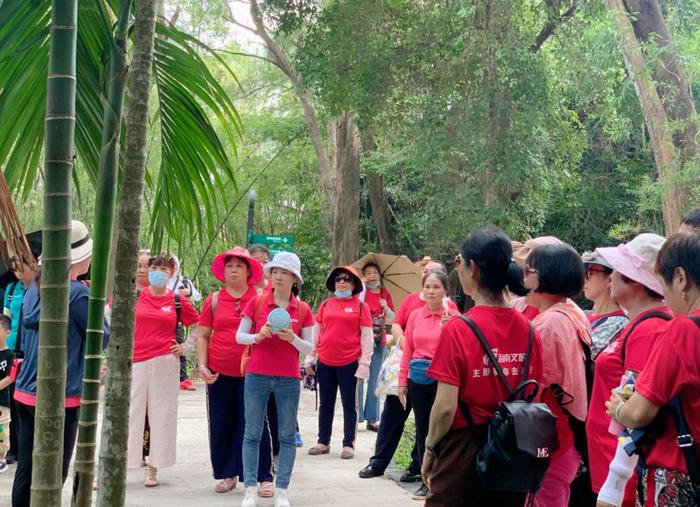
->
xmin=596 ymin=233 xmax=666 ymax=296
xmin=211 ymin=246 xmax=264 ymax=285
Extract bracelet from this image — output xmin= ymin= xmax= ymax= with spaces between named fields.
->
xmin=613 ymin=402 xmax=624 ymax=422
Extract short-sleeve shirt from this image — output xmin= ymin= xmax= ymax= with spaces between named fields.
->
xmin=635 ymin=310 xmax=700 ymax=473
xmin=428 ymin=306 xmax=543 ymax=429
xmin=3 ymin=282 xmax=26 ymax=351
xmin=0 ymin=348 xmax=15 ymax=406
xmin=199 ymin=286 xmax=258 ymax=377
xmin=243 ymin=289 xmax=314 ymax=378
xmin=586 ymin=306 xmax=671 ymax=492
xmin=132 ymin=287 xmax=199 ymax=363
xmin=363 ymin=288 xmax=394 ymax=347
xmin=315 ymin=296 xmax=372 ymax=367
xmin=394 ymin=292 xmax=457 ymax=328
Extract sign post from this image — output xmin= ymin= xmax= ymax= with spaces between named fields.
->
xmin=246 ymin=190 xmax=255 ymax=247
xmin=250 ymin=233 xmax=295 ymax=256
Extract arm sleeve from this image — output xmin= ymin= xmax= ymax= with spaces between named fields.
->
xmin=292 ymin=326 xmax=314 ymax=355
xmin=180 ymin=297 xmax=200 ymax=327
xmin=359 ymin=326 xmax=373 ymax=367
xmin=181 ymin=329 xmax=198 ymax=353
xmin=303 ymin=323 xmax=321 ymax=368
xmin=236 ymin=316 xmax=257 ymax=345
xmin=188 ymin=280 xmax=202 ymax=303
xmin=597 ymin=440 xmax=639 ymax=506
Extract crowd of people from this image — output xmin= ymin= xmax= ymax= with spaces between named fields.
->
xmin=1 ymin=208 xmax=700 ymax=507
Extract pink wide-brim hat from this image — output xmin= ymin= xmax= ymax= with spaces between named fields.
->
xmin=211 ymin=247 xmax=264 ymax=285
xmin=596 ymin=233 xmax=666 ymax=296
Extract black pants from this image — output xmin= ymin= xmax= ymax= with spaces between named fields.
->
xmin=369 ymin=394 xmax=421 ymax=474
xmin=317 ymin=360 xmax=357 ymax=448
xmin=207 ymin=373 xmax=273 ymax=481
xmin=179 ymin=354 xmax=188 ymax=382
xmin=7 ymin=384 xmax=19 ymax=461
xmin=12 ymin=402 xmax=80 ymax=507
xmin=408 ymin=379 xmax=437 ymax=470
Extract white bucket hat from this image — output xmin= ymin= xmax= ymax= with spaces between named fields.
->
xmin=263 ymin=251 xmax=303 ymax=285
xmin=70 ymin=220 xmax=93 ymax=265
xmin=596 ymin=233 xmax=666 ymax=296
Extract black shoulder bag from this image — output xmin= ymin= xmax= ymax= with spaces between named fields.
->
xmin=457 ymin=316 xmax=559 ymax=494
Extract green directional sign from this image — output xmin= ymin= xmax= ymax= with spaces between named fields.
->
xmin=248 ymin=232 xmax=295 ymax=254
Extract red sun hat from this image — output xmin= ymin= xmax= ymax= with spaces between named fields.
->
xmin=211 ymin=246 xmax=264 ymax=286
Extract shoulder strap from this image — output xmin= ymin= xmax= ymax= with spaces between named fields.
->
xmin=14 ymin=291 xmax=23 ymax=354
xmin=251 ymin=294 xmax=266 ymax=332
xmin=620 ymin=311 xmax=672 ymax=365
xmin=297 ymin=300 xmax=308 ymax=332
xmin=211 ymin=290 xmax=220 ymax=315
xmin=174 ymin=292 xmax=182 ymax=336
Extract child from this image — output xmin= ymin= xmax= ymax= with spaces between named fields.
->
xmin=0 ymin=314 xmax=15 ymax=473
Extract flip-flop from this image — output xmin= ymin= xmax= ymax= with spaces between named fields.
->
xmin=258 ymin=481 xmax=275 ymax=498
xmin=214 ymin=477 xmax=237 ymax=493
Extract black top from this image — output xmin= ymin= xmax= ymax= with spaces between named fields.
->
xmin=0 ymin=348 xmax=15 ymax=406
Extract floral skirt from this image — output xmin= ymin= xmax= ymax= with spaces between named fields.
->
xmin=639 ymin=467 xmax=700 ymax=507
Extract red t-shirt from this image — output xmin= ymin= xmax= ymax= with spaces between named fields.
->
xmin=199 ymin=286 xmax=258 ymax=377
xmin=315 ymin=296 xmax=372 ymax=367
xmin=636 ymin=311 xmax=700 ymax=474
xmin=586 ymin=306 xmax=671 ymax=494
xmin=394 ymin=292 xmax=457 ymax=328
xmin=243 ymin=289 xmax=314 ymax=378
xmin=427 ymin=306 xmax=543 ymax=429
xmin=133 ymin=287 xmax=199 ymax=363
xmin=363 ymin=288 xmax=394 ymax=347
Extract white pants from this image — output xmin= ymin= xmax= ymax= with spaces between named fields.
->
xmin=128 ymin=353 xmax=179 ymax=469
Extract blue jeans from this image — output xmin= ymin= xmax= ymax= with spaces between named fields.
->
xmin=357 ymin=345 xmax=385 ymax=423
xmin=243 ymin=373 xmax=300 ymax=489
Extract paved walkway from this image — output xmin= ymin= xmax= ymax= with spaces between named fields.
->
xmin=0 ymin=383 xmax=417 ymax=506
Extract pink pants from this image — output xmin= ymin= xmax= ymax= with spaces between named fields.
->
xmin=532 ymin=446 xmax=581 ymax=507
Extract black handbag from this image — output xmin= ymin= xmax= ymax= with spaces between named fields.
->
xmin=457 ymin=316 xmax=559 ymax=494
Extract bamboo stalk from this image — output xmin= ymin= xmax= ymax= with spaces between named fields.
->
xmin=31 ymin=0 xmax=78 ymax=505
xmin=71 ymin=2 xmax=132 ymax=506
xmin=96 ymin=1 xmax=159 ymax=505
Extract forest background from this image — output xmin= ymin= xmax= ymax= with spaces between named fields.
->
xmin=7 ymin=0 xmax=700 ymax=308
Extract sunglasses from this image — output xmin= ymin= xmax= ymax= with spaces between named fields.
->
xmin=585 ymin=267 xmax=609 ymax=278
xmin=524 ymin=267 xmax=538 ymax=276
xmin=335 ymin=274 xmax=353 ymax=283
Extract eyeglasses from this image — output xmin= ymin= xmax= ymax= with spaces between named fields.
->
xmin=585 ymin=267 xmax=609 ymax=279
xmin=335 ymin=275 xmax=353 ymax=283
xmin=524 ymin=267 xmax=538 ymax=276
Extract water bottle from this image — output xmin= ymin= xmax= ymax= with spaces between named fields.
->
xmin=608 ymin=370 xmax=639 ymax=435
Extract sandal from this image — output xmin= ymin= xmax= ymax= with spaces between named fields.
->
xmin=258 ymin=481 xmax=275 ymax=498
xmin=214 ymin=477 xmax=237 ymax=493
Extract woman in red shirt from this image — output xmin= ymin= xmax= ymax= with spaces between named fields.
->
xmin=128 ymin=253 xmax=199 ymax=487
xmin=524 ymin=243 xmax=591 ymax=507
xmin=235 ymin=252 xmax=314 ymax=507
xmin=196 ymin=247 xmax=273 ymax=494
xmin=307 ymin=266 xmax=373 ymax=460
xmin=606 ymin=233 xmax=700 ymax=507
xmin=422 ymin=227 xmax=543 ymax=507
xmin=357 ymin=262 xmax=395 ymax=431
xmin=398 ymin=269 xmax=458 ymax=499
xmin=587 ymin=234 xmax=671 ymax=507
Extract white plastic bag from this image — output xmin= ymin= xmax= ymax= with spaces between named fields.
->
xmin=375 ymin=343 xmax=402 ymax=397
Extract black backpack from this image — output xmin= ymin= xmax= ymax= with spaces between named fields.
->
xmin=457 ymin=316 xmax=559 ymax=494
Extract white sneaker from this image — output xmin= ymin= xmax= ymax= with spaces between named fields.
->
xmin=274 ymin=488 xmax=291 ymax=507
xmin=241 ymin=486 xmax=258 ymax=507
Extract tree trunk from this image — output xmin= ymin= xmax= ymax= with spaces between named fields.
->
xmin=329 ymin=112 xmax=361 ymax=266
xmin=605 ymin=0 xmax=683 ymax=234
xmin=361 ymin=129 xmax=395 ymax=253
xmin=71 ymin=2 xmax=131 ymax=506
xmin=95 ymin=1 xmax=158 ymax=505
xmin=32 ymin=1 xmax=78 ymax=505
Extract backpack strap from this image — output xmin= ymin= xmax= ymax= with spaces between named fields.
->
xmin=13 ymin=287 xmax=23 ymax=355
xmin=620 ymin=311 xmax=672 ymax=365
xmin=675 ymin=316 xmax=700 ymax=489
xmin=297 ymin=300 xmax=308 ymax=334
xmin=210 ymin=290 xmax=220 ymax=317
xmin=174 ymin=292 xmax=182 ymax=336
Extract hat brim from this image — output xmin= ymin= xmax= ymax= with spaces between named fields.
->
xmin=326 ymin=267 xmax=363 ymax=294
xmin=596 ymin=246 xmax=664 ymax=296
xmin=211 ymin=251 xmax=264 ymax=286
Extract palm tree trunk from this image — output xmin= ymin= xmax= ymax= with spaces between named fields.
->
xmin=96 ymin=1 xmax=158 ymax=505
xmin=71 ymin=2 xmax=132 ymax=506
xmin=31 ymin=0 xmax=78 ymax=505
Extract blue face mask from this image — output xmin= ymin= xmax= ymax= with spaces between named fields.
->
xmin=149 ymin=270 xmax=169 ymax=289
xmin=334 ymin=289 xmax=353 ymax=299
xmin=365 ymin=281 xmax=381 ymax=289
